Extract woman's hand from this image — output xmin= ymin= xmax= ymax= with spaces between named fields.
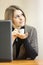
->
xmin=12 ymin=29 xmax=18 ymax=44
xmin=17 ymin=32 xmax=29 ymax=39
xmin=12 ymin=28 xmax=29 ymax=44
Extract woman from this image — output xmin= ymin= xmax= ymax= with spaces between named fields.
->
xmin=4 ymin=5 xmax=38 ymax=60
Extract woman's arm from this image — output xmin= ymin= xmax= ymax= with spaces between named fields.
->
xmin=28 ymin=27 xmax=38 ymax=55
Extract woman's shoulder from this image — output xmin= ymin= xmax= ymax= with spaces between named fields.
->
xmin=25 ymin=25 xmax=36 ymax=29
xmin=25 ymin=25 xmax=37 ymax=32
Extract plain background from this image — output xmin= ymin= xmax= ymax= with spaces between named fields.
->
xmin=0 ymin=0 xmax=43 ymax=60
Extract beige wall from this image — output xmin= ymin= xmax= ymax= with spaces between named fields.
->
xmin=0 ymin=0 xmax=43 ymax=59
xmin=0 ymin=0 xmax=38 ymax=27
xmin=38 ymin=0 xmax=43 ymax=59
xmin=0 ymin=0 xmax=24 ymax=19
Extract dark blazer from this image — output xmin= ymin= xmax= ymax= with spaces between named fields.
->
xmin=13 ymin=25 xmax=38 ymax=59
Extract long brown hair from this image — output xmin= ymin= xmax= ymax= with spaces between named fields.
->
xmin=5 ymin=5 xmax=26 ymax=23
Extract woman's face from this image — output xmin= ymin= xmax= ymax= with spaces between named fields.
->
xmin=13 ymin=10 xmax=25 ymax=28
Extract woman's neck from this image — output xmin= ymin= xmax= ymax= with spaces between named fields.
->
xmin=13 ymin=25 xmax=21 ymax=29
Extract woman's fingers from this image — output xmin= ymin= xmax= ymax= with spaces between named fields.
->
xmin=12 ymin=29 xmax=29 ymax=39
xmin=12 ymin=29 xmax=18 ymax=36
xmin=17 ymin=32 xmax=29 ymax=39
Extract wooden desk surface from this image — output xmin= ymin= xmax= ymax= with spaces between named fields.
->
xmin=0 ymin=60 xmax=43 ymax=65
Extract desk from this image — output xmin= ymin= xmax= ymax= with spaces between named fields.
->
xmin=0 ymin=60 xmax=43 ymax=65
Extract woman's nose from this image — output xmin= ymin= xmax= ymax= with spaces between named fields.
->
xmin=19 ymin=16 xmax=22 ymax=20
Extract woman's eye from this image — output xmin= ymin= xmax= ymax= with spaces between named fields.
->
xmin=14 ymin=14 xmax=24 ymax=18
xmin=15 ymin=15 xmax=19 ymax=18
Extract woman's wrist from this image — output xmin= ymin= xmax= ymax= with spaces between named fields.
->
xmin=17 ymin=32 xmax=28 ymax=39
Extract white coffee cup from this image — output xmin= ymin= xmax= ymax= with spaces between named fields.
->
xmin=19 ymin=29 xmax=24 ymax=34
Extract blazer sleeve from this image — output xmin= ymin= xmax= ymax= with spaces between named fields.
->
xmin=28 ymin=27 xmax=38 ymax=55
